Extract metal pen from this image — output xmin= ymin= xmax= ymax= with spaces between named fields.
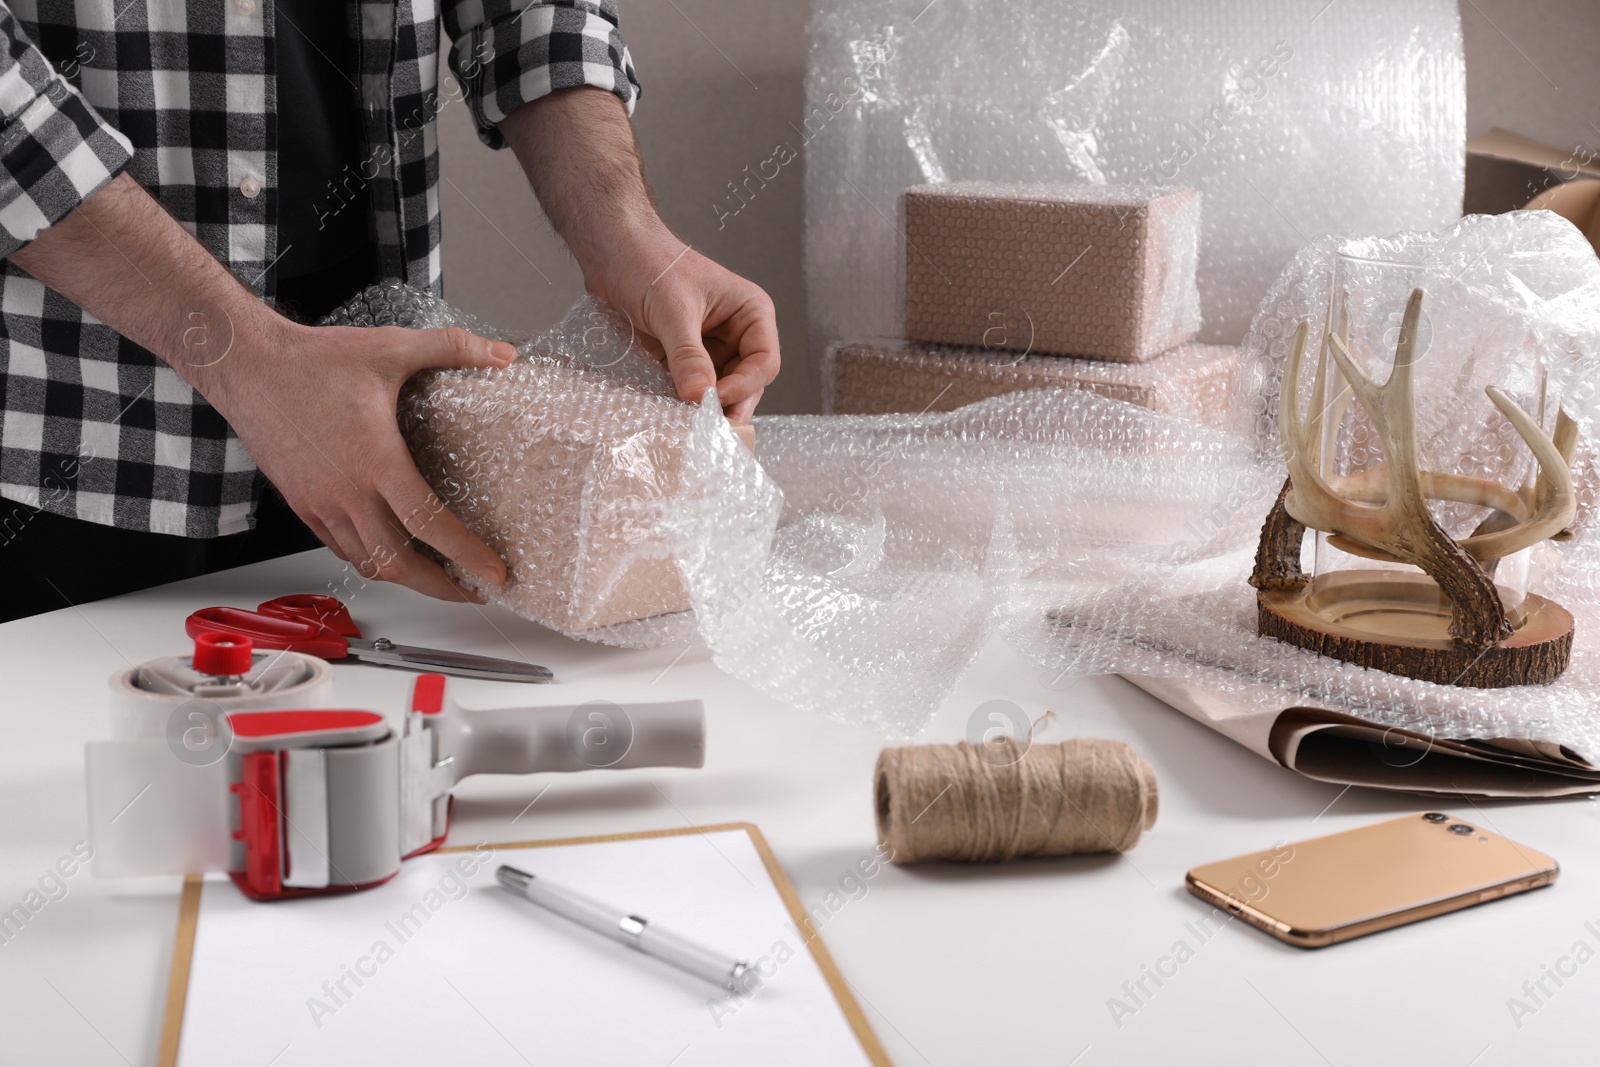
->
xmin=497 ymin=865 xmax=750 ymax=992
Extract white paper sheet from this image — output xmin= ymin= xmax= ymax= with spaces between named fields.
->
xmin=175 ymin=828 xmax=876 ymax=1066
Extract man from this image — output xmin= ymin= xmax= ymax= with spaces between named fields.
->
xmin=0 ymin=0 xmax=779 ymax=621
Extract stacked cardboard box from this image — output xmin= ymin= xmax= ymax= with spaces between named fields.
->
xmin=1465 ymin=129 xmax=1600 ymax=257
xmin=903 ymin=182 xmax=1201 ymax=361
xmin=829 ymin=182 xmax=1239 ymax=424
xmin=1465 ymin=128 xmax=1600 ymax=217
xmin=825 ymin=338 xmax=1237 ymax=427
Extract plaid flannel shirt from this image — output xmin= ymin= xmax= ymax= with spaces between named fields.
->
xmin=0 ymin=0 xmax=638 ymax=538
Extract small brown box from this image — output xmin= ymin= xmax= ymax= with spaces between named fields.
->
xmin=903 ymin=182 xmax=1202 ymax=362
xmin=1464 ymin=127 xmax=1600 ymax=216
xmin=401 ymin=361 xmax=754 ymax=633
xmin=825 ymin=337 xmax=1238 ymax=428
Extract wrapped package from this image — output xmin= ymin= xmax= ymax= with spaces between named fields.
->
xmin=903 ymin=182 xmax=1201 ymax=361
xmin=824 ymin=336 xmax=1238 ymax=427
xmin=327 ymin=284 xmax=760 ymax=641
xmin=804 ymin=0 xmax=1465 ymax=355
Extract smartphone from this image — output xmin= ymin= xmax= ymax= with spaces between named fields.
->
xmin=1185 ymin=812 xmax=1559 ymax=948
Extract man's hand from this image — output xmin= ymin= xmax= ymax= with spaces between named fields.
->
xmin=10 ymin=172 xmax=510 ymax=601
xmin=584 ymin=231 xmax=777 ymax=422
xmin=208 ymin=319 xmax=514 ymax=600
xmin=499 ymin=88 xmax=780 ymax=422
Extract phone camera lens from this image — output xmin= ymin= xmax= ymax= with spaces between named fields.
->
xmin=1449 ymin=823 xmax=1474 ymax=835
xmin=1423 ymin=813 xmax=1449 ymax=822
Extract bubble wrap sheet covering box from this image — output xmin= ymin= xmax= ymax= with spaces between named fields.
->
xmin=903 ymin=183 xmax=1201 ymax=361
xmin=805 ymin=0 xmax=1465 ymax=351
xmin=338 ymin=213 xmax=1600 ymax=759
xmin=327 ymin=284 xmax=758 ymax=643
xmin=824 ymin=337 xmax=1238 ymax=427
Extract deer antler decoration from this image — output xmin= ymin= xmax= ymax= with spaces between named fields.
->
xmin=1251 ymin=288 xmax=1579 ymax=687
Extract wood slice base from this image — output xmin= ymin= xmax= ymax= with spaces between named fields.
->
xmin=1257 ymin=571 xmax=1573 ymax=688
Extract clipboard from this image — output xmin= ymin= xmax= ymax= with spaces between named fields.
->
xmin=158 ymin=823 xmax=891 ymax=1066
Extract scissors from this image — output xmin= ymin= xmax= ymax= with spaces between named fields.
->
xmin=184 ymin=594 xmax=554 ymax=683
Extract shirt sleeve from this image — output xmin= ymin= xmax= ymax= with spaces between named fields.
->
xmin=441 ymin=0 xmax=641 ymax=150
xmin=0 ymin=2 xmax=133 ymax=258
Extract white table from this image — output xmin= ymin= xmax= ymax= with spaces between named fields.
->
xmin=2 ymin=548 xmax=1594 ymax=1065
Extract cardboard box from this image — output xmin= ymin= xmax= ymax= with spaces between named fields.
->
xmin=1464 ymin=127 xmax=1600 ymax=216
xmin=903 ymin=182 xmax=1201 ymax=363
xmin=1525 ymin=180 xmax=1600 ymax=257
xmin=401 ymin=362 xmax=753 ymax=632
xmin=825 ymin=337 xmax=1239 ymax=427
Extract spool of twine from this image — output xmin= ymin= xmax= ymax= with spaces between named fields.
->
xmin=874 ymin=738 xmax=1159 ymax=863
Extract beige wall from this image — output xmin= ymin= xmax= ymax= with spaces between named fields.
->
xmin=439 ymin=0 xmax=1599 ymax=416
xmin=1462 ymin=0 xmax=1600 ymax=145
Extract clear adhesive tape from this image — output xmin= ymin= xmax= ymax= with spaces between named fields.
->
xmin=108 ymin=651 xmax=336 ymax=742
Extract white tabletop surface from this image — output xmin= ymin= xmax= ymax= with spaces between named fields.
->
xmin=2 ymin=548 xmax=1595 ymax=1066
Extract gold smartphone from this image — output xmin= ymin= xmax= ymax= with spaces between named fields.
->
xmin=1185 ymin=813 xmax=1559 ymax=948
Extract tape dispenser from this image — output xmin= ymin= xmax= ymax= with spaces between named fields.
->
xmin=86 ymin=637 xmax=705 ymax=900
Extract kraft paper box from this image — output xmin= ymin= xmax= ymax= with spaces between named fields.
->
xmin=903 ymin=182 xmax=1202 ymax=362
xmin=824 ymin=337 xmax=1238 ymax=428
xmin=1464 ymin=127 xmax=1600 ymax=216
xmin=1525 ymin=180 xmax=1600 ymax=258
xmin=401 ymin=360 xmax=753 ymax=633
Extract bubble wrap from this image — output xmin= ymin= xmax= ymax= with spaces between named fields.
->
xmin=804 ymin=0 xmax=1465 ymax=352
xmin=669 ymin=389 xmax=1263 ymax=736
xmin=902 ymin=182 xmax=1201 ymax=361
xmin=824 ymin=337 xmax=1239 ymax=428
xmin=328 ymin=283 xmax=761 ymax=645
xmin=335 ymin=212 xmax=1600 ymax=757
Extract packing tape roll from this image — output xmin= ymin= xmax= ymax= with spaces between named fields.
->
xmin=108 ymin=651 xmax=335 ymax=742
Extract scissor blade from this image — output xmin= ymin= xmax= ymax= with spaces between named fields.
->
xmin=345 ymin=638 xmax=554 ymax=683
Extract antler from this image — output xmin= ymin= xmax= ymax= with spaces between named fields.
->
xmin=1280 ymin=289 xmax=1512 ymax=649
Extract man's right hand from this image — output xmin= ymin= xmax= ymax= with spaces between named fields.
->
xmin=10 ymin=172 xmax=511 ymax=602
xmin=206 ymin=318 xmax=514 ymax=600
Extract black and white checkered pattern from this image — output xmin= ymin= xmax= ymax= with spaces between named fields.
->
xmin=0 ymin=0 xmax=639 ymax=537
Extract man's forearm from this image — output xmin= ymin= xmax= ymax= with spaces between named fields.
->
xmin=8 ymin=169 xmax=515 ymax=597
xmin=498 ymin=87 xmax=671 ymax=289
xmin=9 ymin=172 xmax=289 ymax=408
xmin=496 ymin=86 xmax=780 ymax=418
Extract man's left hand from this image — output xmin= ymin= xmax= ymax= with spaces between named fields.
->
xmin=586 ymin=230 xmax=779 ymax=423
xmin=498 ymin=88 xmax=780 ymax=422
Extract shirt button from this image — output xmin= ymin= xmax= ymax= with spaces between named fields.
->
xmin=239 ymin=177 xmax=262 ymax=199
xmin=234 ymin=0 xmax=256 ymax=13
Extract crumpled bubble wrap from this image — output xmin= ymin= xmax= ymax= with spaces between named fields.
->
xmin=804 ymin=0 xmax=1464 ymax=351
xmin=671 ymin=392 xmax=1264 ymax=736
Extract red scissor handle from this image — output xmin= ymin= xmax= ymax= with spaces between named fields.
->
xmin=256 ymin=594 xmax=361 ymax=637
xmin=185 ymin=607 xmax=351 ymax=659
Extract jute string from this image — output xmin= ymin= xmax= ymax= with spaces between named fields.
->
xmin=875 ymin=738 xmax=1159 ymax=863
